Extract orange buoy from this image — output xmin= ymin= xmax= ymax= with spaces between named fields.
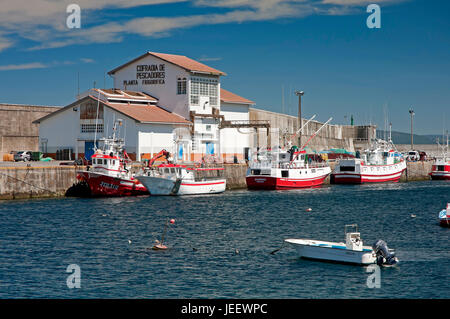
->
xmin=152 ymin=243 xmax=168 ymax=250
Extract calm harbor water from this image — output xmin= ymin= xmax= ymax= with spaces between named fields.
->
xmin=0 ymin=181 xmax=448 ymax=298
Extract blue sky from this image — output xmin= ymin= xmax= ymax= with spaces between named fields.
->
xmin=0 ymin=0 xmax=449 ymax=134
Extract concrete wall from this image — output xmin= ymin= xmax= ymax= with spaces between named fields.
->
xmin=249 ymin=108 xmax=376 ymax=152
xmin=0 ymin=160 xmax=437 ymax=200
xmin=0 ymin=165 xmax=78 ymax=199
xmin=396 ymin=144 xmax=443 ymax=157
xmin=0 ymin=103 xmax=60 ymax=160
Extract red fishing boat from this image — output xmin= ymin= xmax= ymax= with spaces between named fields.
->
xmin=246 ymin=117 xmax=332 ymax=190
xmin=429 ymin=135 xmax=450 ymax=180
xmin=76 ymin=119 xmax=148 ymax=196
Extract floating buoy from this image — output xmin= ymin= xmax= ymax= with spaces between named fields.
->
xmin=128 ymin=240 xmax=132 ymax=245
xmin=152 ymin=243 xmax=168 ymax=250
xmin=306 ymin=208 xmax=312 ymax=212
xmin=411 ymin=214 xmax=416 ymax=218
xmin=170 ymin=218 xmax=175 ymax=224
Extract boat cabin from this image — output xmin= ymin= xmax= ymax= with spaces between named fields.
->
xmin=91 ymin=152 xmax=128 ymax=178
xmin=345 ymin=224 xmax=363 ymax=251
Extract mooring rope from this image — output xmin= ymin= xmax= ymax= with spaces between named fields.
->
xmin=0 ymin=171 xmax=57 ymax=194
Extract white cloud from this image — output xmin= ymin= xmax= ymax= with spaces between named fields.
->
xmin=0 ymin=62 xmax=48 ymax=71
xmin=0 ymin=58 xmax=95 ymax=71
xmin=0 ymin=0 xmax=405 ymax=52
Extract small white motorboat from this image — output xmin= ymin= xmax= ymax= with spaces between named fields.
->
xmin=285 ymin=224 xmax=398 ymax=266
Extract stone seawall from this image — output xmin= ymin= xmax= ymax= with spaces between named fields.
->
xmin=0 ymin=165 xmax=79 ymax=200
xmin=0 ymin=161 xmax=437 ymax=200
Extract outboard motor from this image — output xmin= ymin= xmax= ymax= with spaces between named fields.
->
xmin=372 ymin=239 xmax=398 ymax=266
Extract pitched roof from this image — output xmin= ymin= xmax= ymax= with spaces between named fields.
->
xmin=220 ymin=88 xmax=254 ymax=105
xmin=108 ymin=51 xmax=226 ymax=76
xmin=96 ymin=88 xmax=158 ymax=103
xmin=98 ymin=97 xmax=190 ymax=124
xmin=33 ymin=95 xmax=191 ymax=125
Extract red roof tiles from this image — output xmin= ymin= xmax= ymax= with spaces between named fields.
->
xmin=108 ymin=51 xmax=226 ymax=76
xmin=220 ymin=88 xmax=254 ymax=105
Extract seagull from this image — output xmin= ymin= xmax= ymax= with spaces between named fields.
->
xmin=411 ymin=214 xmax=416 ymax=218
xmin=128 ymin=240 xmax=132 ymax=244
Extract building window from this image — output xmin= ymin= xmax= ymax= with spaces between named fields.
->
xmin=206 ymin=125 xmax=211 ymax=131
xmin=190 ymin=77 xmax=218 ymax=106
xmin=81 ymin=124 xmax=103 ymax=133
xmin=177 ymin=77 xmax=186 ymax=95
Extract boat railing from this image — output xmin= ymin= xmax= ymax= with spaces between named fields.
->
xmin=250 ymin=161 xmax=329 ymax=169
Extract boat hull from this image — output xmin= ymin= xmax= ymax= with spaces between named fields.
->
xmin=136 ymin=175 xmax=181 ymax=195
xmin=332 ymin=168 xmax=405 ymax=184
xmin=246 ymin=173 xmax=329 ymax=190
xmin=77 ymin=171 xmax=148 ymax=196
xmin=430 ymin=172 xmax=450 ymax=180
xmin=439 ymin=218 xmax=450 ymax=227
xmin=285 ymin=239 xmax=376 ymax=265
xmin=439 ymin=209 xmax=450 ymax=227
xmin=179 ymin=179 xmax=226 ymax=195
xmin=137 ymin=175 xmax=226 ymax=195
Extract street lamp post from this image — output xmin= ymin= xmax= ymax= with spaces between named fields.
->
xmin=409 ymin=108 xmax=415 ymax=151
xmin=295 ymin=90 xmax=304 ymax=147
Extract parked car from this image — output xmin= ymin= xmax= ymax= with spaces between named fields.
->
xmin=406 ymin=150 xmax=420 ymax=161
xmin=14 ymin=151 xmax=32 ymax=162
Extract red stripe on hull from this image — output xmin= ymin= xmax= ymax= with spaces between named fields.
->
xmin=430 ymin=173 xmax=450 ymax=180
xmin=332 ymin=169 xmax=405 ymax=184
xmin=246 ymin=175 xmax=328 ymax=190
xmin=78 ymin=172 xmax=149 ymax=197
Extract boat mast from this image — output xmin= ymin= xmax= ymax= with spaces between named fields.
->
xmin=287 ymin=114 xmax=316 ymax=148
xmin=290 ymin=117 xmax=332 ymax=164
xmin=300 ymin=117 xmax=333 ymax=150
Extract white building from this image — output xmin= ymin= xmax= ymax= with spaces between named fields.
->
xmin=35 ymin=51 xmax=255 ymax=163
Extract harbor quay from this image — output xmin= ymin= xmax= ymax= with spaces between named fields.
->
xmin=0 ymin=161 xmax=434 ymax=200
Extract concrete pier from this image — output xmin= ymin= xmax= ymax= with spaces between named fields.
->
xmin=0 ymin=165 xmax=79 ymax=200
xmin=0 ymin=161 xmax=439 ymax=200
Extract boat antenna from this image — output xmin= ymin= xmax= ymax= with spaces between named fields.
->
xmin=300 ymin=117 xmax=333 ymax=150
xmin=287 ymin=114 xmax=316 ymax=147
xmin=290 ymin=117 xmax=332 ymax=164
xmin=93 ymin=86 xmax=100 ymax=152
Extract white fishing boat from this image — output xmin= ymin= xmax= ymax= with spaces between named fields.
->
xmin=285 ymin=224 xmax=398 ymax=266
xmin=331 ymin=138 xmax=406 ymax=184
xmin=136 ymin=151 xmax=226 ymax=195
